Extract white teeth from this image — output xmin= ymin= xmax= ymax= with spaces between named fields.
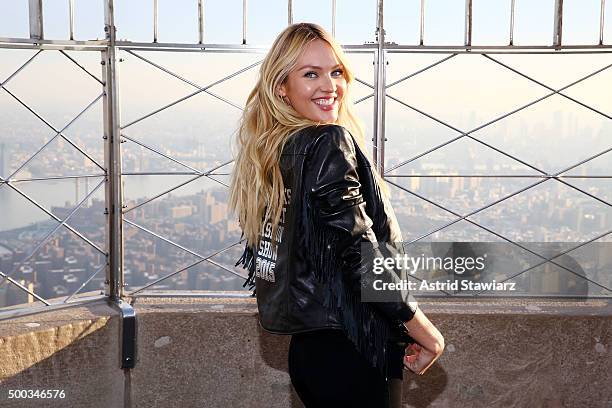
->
xmin=314 ymin=98 xmax=335 ymax=106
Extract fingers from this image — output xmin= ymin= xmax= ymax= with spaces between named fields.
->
xmin=405 ymin=342 xmax=422 ymax=356
xmin=403 ymin=346 xmax=438 ymax=375
xmin=404 ymin=354 xmax=418 ymax=364
xmin=408 ymin=343 xmax=422 ymax=351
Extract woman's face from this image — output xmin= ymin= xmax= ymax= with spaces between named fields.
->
xmin=278 ymin=39 xmax=347 ymax=123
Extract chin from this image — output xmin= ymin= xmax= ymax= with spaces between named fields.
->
xmin=313 ymin=114 xmax=338 ymax=123
xmin=301 ymin=107 xmax=339 ymax=123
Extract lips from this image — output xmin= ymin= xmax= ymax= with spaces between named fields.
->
xmin=313 ymin=97 xmax=336 ymax=106
xmin=312 ymin=97 xmax=337 ymax=112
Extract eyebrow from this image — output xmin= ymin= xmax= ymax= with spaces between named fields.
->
xmin=297 ymin=64 xmax=343 ymax=71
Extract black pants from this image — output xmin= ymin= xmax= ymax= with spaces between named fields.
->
xmin=288 ymin=328 xmax=393 ymax=408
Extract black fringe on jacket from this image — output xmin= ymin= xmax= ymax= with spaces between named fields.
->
xmin=235 ymin=233 xmax=257 ymax=297
xmin=234 ymin=205 xmax=402 ymax=380
xmin=303 ymin=193 xmax=396 ymax=382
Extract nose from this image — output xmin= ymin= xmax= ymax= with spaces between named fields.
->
xmin=321 ymin=73 xmax=337 ymax=93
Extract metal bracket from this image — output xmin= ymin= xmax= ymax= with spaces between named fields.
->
xmin=110 ymin=298 xmax=137 ymax=369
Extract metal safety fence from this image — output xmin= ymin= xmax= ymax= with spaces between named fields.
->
xmin=0 ymin=0 xmax=611 ymax=321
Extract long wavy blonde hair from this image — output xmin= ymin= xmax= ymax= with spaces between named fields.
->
xmin=228 ymin=23 xmax=389 ymax=250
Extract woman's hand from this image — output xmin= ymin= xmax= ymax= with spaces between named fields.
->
xmin=402 ymin=307 xmax=445 ymax=375
xmin=403 ymin=342 xmax=440 ymax=375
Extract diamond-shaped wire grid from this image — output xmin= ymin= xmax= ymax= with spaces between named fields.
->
xmin=383 ymin=51 xmax=612 ymax=296
xmin=117 ymin=49 xmax=377 ymax=295
xmin=0 ymin=50 xmax=107 ymax=306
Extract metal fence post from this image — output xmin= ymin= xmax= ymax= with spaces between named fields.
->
xmin=198 ymin=0 xmax=205 ymax=44
xmin=553 ymin=0 xmax=564 ymax=48
xmin=465 ymin=0 xmax=473 ymax=47
xmin=103 ymin=0 xmax=125 ymax=302
xmin=373 ymin=0 xmax=387 ymax=176
xmin=103 ymin=0 xmax=136 ymax=371
xmin=28 ymin=0 xmax=44 ymax=40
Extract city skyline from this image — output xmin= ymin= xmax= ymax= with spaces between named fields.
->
xmin=1 ymin=1 xmax=611 ymax=306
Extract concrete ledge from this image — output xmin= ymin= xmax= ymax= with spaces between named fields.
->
xmin=0 ymin=300 xmax=123 ymax=408
xmin=129 ymin=296 xmax=611 ymax=408
xmin=0 ymin=296 xmax=610 ymax=407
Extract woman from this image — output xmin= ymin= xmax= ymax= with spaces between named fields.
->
xmin=229 ymin=23 xmax=444 ymax=407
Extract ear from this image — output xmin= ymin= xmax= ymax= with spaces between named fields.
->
xmin=277 ymin=83 xmax=287 ymax=97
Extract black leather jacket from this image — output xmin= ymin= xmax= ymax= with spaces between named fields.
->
xmin=236 ymin=124 xmax=418 ymax=380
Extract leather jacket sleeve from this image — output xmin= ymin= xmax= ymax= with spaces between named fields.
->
xmin=304 ymin=125 xmax=418 ymax=324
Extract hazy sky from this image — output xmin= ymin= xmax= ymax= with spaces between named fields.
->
xmin=1 ymin=1 xmax=611 ymax=239
xmin=0 ymin=1 xmax=610 ymax=141
xmin=1 ymin=0 xmax=610 ymax=45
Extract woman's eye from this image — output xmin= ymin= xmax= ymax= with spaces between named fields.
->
xmin=304 ymin=69 xmax=343 ymax=79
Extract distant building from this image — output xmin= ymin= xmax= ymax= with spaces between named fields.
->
xmin=2 ymin=279 xmax=36 ymax=306
xmin=171 ymin=205 xmax=193 ymax=218
xmin=209 ymin=202 xmax=226 ymax=224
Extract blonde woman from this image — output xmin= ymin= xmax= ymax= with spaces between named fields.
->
xmin=230 ymin=23 xmax=444 ymax=407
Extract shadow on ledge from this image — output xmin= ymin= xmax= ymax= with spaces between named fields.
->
xmin=0 ymin=295 xmax=610 ymax=407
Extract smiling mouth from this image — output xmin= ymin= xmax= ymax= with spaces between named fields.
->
xmin=312 ymin=97 xmax=336 ymax=107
